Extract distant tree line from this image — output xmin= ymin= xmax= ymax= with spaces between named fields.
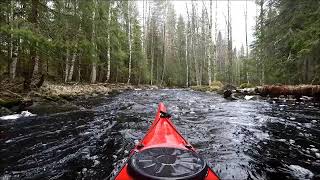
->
xmin=1 ymin=0 xmax=319 ymax=90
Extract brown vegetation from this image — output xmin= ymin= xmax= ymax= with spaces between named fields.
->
xmin=258 ymin=85 xmax=320 ymax=98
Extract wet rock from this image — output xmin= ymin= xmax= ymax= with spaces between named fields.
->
xmin=0 ymin=107 xmax=12 ymax=116
xmin=0 ymin=110 xmax=36 ymax=120
xmin=0 ymin=98 xmax=22 ymax=109
xmin=287 ymin=165 xmax=314 ymax=179
xmin=223 ymin=90 xmax=232 ymax=98
xmin=108 ymin=89 xmax=122 ymax=96
xmin=43 ymin=94 xmax=61 ymax=102
xmin=25 ymin=100 xmax=80 ymax=115
xmin=59 ymin=94 xmax=76 ymax=101
xmin=150 ymin=85 xmax=159 ymax=90
xmin=244 ymin=95 xmax=255 ymax=100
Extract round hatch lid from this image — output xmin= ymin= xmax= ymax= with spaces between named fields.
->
xmin=128 ymin=147 xmax=208 ymax=180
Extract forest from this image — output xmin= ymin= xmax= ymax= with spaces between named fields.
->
xmin=0 ymin=0 xmax=320 ymax=89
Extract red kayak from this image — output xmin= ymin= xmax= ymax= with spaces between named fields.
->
xmin=114 ymin=103 xmax=219 ymax=180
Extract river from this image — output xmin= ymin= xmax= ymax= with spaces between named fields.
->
xmin=1 ymin=89 xmax=319 ymax=179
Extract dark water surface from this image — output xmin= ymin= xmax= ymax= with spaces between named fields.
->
xmin=1 ymin=89 xmax=320 ymax=179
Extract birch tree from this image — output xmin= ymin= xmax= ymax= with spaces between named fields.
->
xmin=226 ymin=0 xmax=233 ymax=84
xmin=214 ymin=0 xmax=218 ymax=81
xmin=160 ymin=1 xmax=168 ymax=86
xmin=185 ymin=3 xmax=190 ymax=87
xmin=9 ymin=0 xmax=18 ymax=80
xmin=127 ymin=1 xmax=132 ymax=84
xmin=64 ymin=48 xmax=70 ymax=82
xmin=24 ymin=0 xmax=39 ymax=90
xmin=67 ymin=47 xmax=77 ymax=81
xmin=106 ymin=1 xmax=112 ymax=82
xmin=90 ymin=0 xmax=97 ymax=84
xmin=206 ymin=0 xmax=213 ymax=86
xmin=245 ymin=0 xmax=249 ymax=84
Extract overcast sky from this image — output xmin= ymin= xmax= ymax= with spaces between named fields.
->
xmin=137 ymin=0 xmax=257 ymax=52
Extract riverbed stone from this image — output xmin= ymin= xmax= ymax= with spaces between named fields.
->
xmin=0 ymin=107 xmax=12 ymax=116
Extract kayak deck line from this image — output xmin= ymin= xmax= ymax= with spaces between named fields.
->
xmin=113 ymin=102 xmax=219 ymax=180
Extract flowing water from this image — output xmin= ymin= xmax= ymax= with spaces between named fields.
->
xmin=1 ymin=89 xmax=320 ymax=180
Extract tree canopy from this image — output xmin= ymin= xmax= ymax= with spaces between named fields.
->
xmin=1 ymin=0 xmax=319 ymax=89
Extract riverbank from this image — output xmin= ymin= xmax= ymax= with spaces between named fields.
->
xmin=2 ymin=80 xmax=319 ymax=117
xmin=0 ymin=81 xmax=158 ymax=116
xmin=190 ymin=83 xmax=320 ymax=102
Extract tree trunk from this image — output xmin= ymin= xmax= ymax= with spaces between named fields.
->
xmin=64 ymin=48 xmax=69 ymax=83
xmin=227 ymin=0 xmax=233 ymax=84
xmin=127 ymin=1 xmax=132 ymax=84
xmin=259 ymin=0 xmax=265 ymax=85
xmin=160 ymin=1 xmax=168 ymax=86
xmin=150 ymin=30 xmax=154 ymax=85
xmin=185 ymin=31 xmax=189 ymax=87
xmin=91 ymin=62 xmax=97 ymax=83
xmin=191 ymin=1 xmax=199 ymax=86
xmin=245 ymin=0 xmax=249 ymax=84
xmin=9 ymin=0 xmax=14 ymax=77
xmin=106 ymin=2 xmax=111 ymax=82
xmin=32 ymin=50 xmax=39 ymax=77
xmin=142 ymin=0 xmax=145 ymax=55
xmin=67 ymin=50 xmax=76 ymax=81
xmin=213 ymin=0 xmax=218 ymax=82
xmin=91 ymin=0 xmax=97 ymax=83
xmin=67 ymin=1 xmax=79 ymax=82
xmin=24 ymin=0 xmax=39 ymax=90
xmin=10 ymin=40 xmax=19 ymax=80
xmin=185 ymin=4 xmax=189 ymax=87
xmin=77 ymin=55 xmax=81 ymax=82
xmin=207 ymin=0 xmax=213 ymax=86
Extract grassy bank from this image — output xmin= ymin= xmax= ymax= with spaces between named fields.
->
xmin=0 ymin=80 xmax=158 ymax=116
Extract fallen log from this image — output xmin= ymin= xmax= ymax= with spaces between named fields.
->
xmin=224 ymin=85 xmax=320 ymax=100
xmin=257 ymin=85 xmax=320 ymax=98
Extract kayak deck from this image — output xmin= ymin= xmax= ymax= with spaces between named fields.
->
xmin=114 ymin=103 xmax=219 ymax=180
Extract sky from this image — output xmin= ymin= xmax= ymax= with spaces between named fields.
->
xmin=137 ymin=0 xmax=257 ymax=52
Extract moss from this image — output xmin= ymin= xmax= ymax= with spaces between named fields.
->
xmin=43 ymin=95 xmax=61 ymax=102
xmin=190 ymin=81 xmax=223 ymax=92
xmin=108 ymin=89 xmax=121 ymax=96
xmin=191 ymin=85 xmax=222 ymax=92
xmin=239 ymin=83 xmax=255 ymax=89
xmin=59 ymin=94 xmax=76 ymax=101
xmin=0 ymin=107 xmax=12 ymax=116
xmin=211 ymin=81 xmax=223 ymax=88
xmin=0 ymin=98 xmax=22 ymax=108
xmin=209 ymin=85 xmax=221 ymax=91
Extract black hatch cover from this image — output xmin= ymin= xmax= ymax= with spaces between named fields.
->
xmin=128 ymin=147 xmax=208 ymax=180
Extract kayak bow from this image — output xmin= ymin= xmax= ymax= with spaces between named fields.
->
xmin=114 ymin=102 xmax=219 ymax=180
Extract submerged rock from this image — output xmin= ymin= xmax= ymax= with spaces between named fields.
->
xmin=108 ymin=89 xmax=122 ymax=96
xmin=287 ymin=165 xmax=314 ymax=179
xmin=244 ymin=95 xmax=254 ymax=100
xmin=0 ymin=107 xmax=12 ymax=116
xmin=223 ymin=90 xmax=232 ymax=98
xmin=0 ymin=99 xmax=21 ymax=109
xmin=25 ymin=100 xmax=80 ymax=115
xmin=0 ymin=110 xmax=36 ymax=120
